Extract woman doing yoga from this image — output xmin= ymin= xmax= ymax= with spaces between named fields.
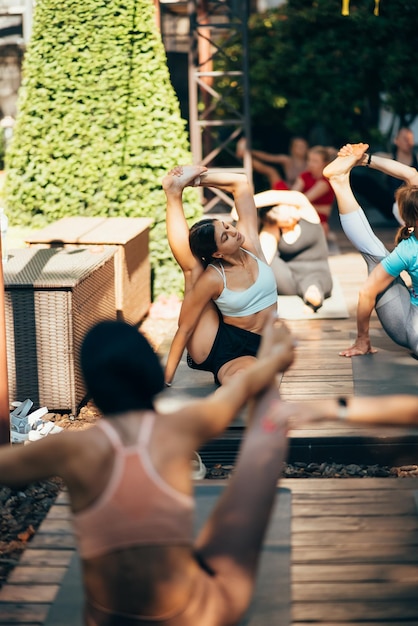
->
xmin=323 ymin=143 xmax=418 ymax=357
xmin=162 ymin=166 xmax=278 ymax=387
xmin=254 ymin=188 xmax=333 ymax=312
xmin=0 ymin=316 xmax=296 ymax=626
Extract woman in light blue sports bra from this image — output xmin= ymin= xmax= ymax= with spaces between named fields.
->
xmin=162 ymin=166 xmax=278 ymax=386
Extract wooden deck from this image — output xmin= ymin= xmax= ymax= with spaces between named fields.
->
xmin=1 ymin=220 xmax=418 ymax=624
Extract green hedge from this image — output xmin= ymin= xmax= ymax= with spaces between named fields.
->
xmin=4 ymin=0 xmax=202 ymax=296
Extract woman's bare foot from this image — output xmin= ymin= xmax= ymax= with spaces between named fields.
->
xmin=162 ymin=165 xmax=208 ymax=193
xmin=323 ymin=143 xmax=369 ymax=179
xmin=303 ymin=284 xmax=323 ymax=312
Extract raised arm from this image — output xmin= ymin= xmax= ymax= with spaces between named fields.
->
xmin=367 ymin=153 xmax=418 ymax=185
xmin=162 ymin=165 xmax=208 ymax=277
xmin=199 ymin=170 xmax=265 ymax=259
xmin=253 ymin=189 xmax=320 ymax=223
xmin=338 ymin=143 xmax=418 ymax=186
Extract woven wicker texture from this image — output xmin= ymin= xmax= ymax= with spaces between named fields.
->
xmin=5 ymin=247 xmax=116 ymax=413
xmin=26 ymin=217 xmax=152 ymax=323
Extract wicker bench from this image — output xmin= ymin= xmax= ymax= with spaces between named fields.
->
xmin=26 ymin=216 xmax=153 ymax=325
xmin=4 ymin=246 xmax=116 ymax=414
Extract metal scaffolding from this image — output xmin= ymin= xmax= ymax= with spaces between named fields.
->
xmin=159 ymin=0 xmax=252 ymax=212
xmin=188 ymin=0 xmax=252 ymax=211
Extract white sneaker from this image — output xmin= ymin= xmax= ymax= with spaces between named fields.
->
xmin=28 ymin=421 xmax=63 ymax=441
xmin=27 ymin=406 xmax=49 ymax=429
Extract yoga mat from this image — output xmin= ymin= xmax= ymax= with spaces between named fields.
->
xmin=351 ymin=330 xmax=418 ymax=396
xmin=277 ymin=276 xmax=349 ymax=320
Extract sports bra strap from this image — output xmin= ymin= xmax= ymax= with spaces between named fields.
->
xmin=97 ymin=419 xmax=123 ymax=449
xmin=138 ymin=412 xmax=155 ymax=446
xmin=243 ymin=248 xmax=258 ymax=261
xmin=208 ymin=262 xmax=226 ymax=286
xmin=96 ymin=414 xmax=155 ymax=449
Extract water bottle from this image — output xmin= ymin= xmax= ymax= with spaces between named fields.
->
xmin=0 ymin=206 xmax=8 ymax=263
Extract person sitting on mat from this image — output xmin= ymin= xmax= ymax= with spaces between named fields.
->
xmin=162 ymin=165 xmax=278 ymax=388
xmin=323 ymin=143 xmax=418 ymax=358
xmin=0 ymin=315 xmax=297 ymax=626
xmin=253 ymin=188 xmax=333 ymax=312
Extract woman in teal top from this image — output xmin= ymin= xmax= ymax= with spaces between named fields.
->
xmin=324 ymin=143 xmax=418 ymax=358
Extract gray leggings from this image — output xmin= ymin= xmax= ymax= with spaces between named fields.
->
xmin=340 ymin=209 xmax=418 ymax=355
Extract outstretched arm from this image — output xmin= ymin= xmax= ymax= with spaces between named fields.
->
xmin=289 ymin=395 xmax=418 ymax=427
xmin=0 ymin=433 xmax=71 ymax=489
xmin=337 ymin=144 xmax=418 ymax=185
xmin=251 ymin=155 xmax=284 ymax=189
xmin=339 ymin=264 xmax=395 ymax=357
xmin=367 ymin=153 xmax=418 ymax=185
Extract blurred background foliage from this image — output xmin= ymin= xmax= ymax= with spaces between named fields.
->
xmin=216 ymin=0 xmax=418 ymax=153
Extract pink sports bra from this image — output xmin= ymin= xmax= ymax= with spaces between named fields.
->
xmin=72 ymin=415 xmax=194 ymax=559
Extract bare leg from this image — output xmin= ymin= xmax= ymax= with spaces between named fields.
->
xmin=217 ymin=355 xmax=258 ymax=386
xmin=323 ymin=145 xmax=388 ymax=259
xmin=194 ymin=385 xmax=289 ymax=620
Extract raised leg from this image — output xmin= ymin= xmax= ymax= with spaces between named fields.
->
xmin=194 ymin=385 xmax=289 ymax=620
xmin=323 ymin=145 xmax=387 ymax=259
xmin=322 ymin=143 xmax=368 ymax=215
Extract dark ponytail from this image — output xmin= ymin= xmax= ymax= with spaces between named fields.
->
xmin=394 ymin=185 xmax=418 ymax=245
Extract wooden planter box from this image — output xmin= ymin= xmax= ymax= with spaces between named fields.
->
xmin=4 ymin=246 xmax=116 ymax=413
xmin=26 ymin=216 xmax=153 ymax=325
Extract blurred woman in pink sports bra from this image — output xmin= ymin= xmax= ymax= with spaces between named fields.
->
xmin=0 ymin=317 xmax=296 ymax=626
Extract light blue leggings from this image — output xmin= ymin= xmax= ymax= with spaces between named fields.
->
xmin=340 ymin=209 xmax=418 ymax=356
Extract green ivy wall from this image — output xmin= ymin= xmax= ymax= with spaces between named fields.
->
xmin=4 ymin=0 xmax=202 ymax=296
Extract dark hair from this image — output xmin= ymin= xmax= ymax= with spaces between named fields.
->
xmin=80 ymin=321 xmax=164 ymax=415
xmin=189 ymin=218 xmax=218 ymax=268
xmin=257 ymin=205 xmax=277 ymax=232
xmin=394 ymin=185 xmax=418 ymax=245
xmin=309 ymin=145 xmax=337 ymax=165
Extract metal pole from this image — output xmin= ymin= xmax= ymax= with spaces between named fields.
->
xmin=242 ymin=0 xmax=253 ymax=187
xmin=0 ymin=235 xmax=10 ymax=445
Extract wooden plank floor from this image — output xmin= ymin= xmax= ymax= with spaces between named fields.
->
xmin=1 ymin=220 xmax=418 ymax=624
xmin=289 ymin=477 xmax=418 ymax=625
